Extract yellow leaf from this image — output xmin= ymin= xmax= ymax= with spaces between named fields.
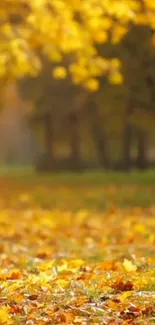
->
xmin=0 ymin=307 xmax=12 ymax=324
xmin=134 ymin=224 xmax=146 ymax=233
xmin=120 ymin=291 xmax=132 ymax=301
xmin=85 ymin=78 xmax=99 ymax=91
xmin=74 ymin=316 xmax=85 ymax=323
xmin=111 ymin=58 xmax=121 ymax=69
xmin=123 ymin=259 xmax=137 ymax=272
xmin=101 ymin=18 xmax=113 ymax=30
xmin=112 ymin=25 xmax=127 ymax=43
xmin=53 ymin=66 xmax=67 ymax=79
xmin=70 ymin=259 xmax=84 ymax=269
xmin=108 ymin=300 xmax=118 ymax=310
xmin=50 ymin=51 xmax=62 ymax=63
xmin=94 ymin=31 xmax=108 ymax=43
xmin=70 ymin=63 xmax=88 ymax=81
xmin=56 ymin=279 xmax=69 ymax=288
xmin=57 ymin=261 xmax=68 ymax=273
xmin=109 ymin=72 xmax=123 ymax=84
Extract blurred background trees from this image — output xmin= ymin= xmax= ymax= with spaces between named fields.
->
xmin=1 ymin=1 xmax=155 ymax=171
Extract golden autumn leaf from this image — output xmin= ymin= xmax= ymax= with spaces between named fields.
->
xmin=59 ymin=312 xmax=74 ymax=324
xmin=85 ymin=78 xmax=99 ymax=91
xmin=123 ymin=259 xmax=137 ymax=273
xmin=56 ymin=278 xmax=69 ymax=288
xmin=52 ymin=66 xmax=67 ymax=79
xmin=120 ymin=291 xmax=132 ymax=301
xmin=0 ymin=307 xmax=12 ymax=324
xmin=109 ymin=72 xmax=123 ymax=85
xmin=93 ymin=30 xmax=108 ymax=43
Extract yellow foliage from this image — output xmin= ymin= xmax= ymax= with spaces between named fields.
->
xmin=0 ymin=0 xmax=155 ymax=89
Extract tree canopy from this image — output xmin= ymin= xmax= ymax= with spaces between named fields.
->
xmin=1 ymin=0 xmax=155 ymax=90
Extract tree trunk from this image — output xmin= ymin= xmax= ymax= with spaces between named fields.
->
xmin=69 ymin=111 xmax=81 ymax=170
xmin=88 ymin=100 xmax=110 ymax=168
xmin=121 ymin=101 xmax=133 ymax=171
xmin=36 ymin=112 xmax=55 ymax=172
xmin=136 ymin=129 xmax=148 ymax=169
xmin=122 ymin=123 xmax=133 ymax=170
xmin=44 ymin=113 xmax=55 ymax=163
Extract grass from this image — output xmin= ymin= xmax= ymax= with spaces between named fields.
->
xmin=0 ymin=165 xmax=155 ymax=184
xmin=0 ymin=166 xmax=155 ymax=208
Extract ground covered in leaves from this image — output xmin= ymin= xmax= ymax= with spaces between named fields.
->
xmin=0 ymin=173 xmax=154 ymax=325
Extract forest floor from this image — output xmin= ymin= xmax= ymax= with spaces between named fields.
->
xmin=0 ymin=170 xmax=154 ymax=324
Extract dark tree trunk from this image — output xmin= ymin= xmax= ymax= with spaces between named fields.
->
xmin=44 ymin=113 xmax=55 ymax=163
xmin=68 ymin=111 xmax=81 ymax=170
xmin=121 ymin=101 xmax=133 ymax=171
xmin=136 ymin=129 xmax=148 ymax=169
xmin=88 ymin=100 xmax=110 ymax=168
xmin=122 ymin=123 xmax=133 ymax=170
xmin=36 ymin=112 xmax=55 ymax=172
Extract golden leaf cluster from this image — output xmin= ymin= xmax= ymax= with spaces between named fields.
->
xmin=0 ymin=0 xmax=155 ymax=89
